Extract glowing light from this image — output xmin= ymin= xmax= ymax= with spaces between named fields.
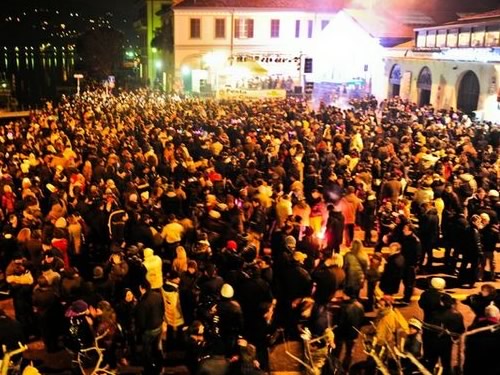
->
xmin=316 ymin=228 xmax=326 ymax=241
xmin=155 ymin=60 xmax=162 ymax=69
xmin=313 ymin=11 xmax=384 ymax=84
xmin=203 ymin=51 xmax=227 ymax=68
xmin=151 ymin=47 xmax=158 ymax=53
xmin=181 ymin=66 xmax=191 ymax=75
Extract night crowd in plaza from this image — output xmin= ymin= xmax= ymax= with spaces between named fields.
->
xmin=0 ymin=89 xmax=498 ymax=375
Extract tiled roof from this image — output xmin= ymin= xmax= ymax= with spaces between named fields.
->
xmin=455 ymin=8 xmax=500 ymax=22
xmin=175 ymin=0 xmax=345 ymax=11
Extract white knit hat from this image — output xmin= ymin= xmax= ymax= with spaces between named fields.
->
xmin=221 ymin=283 xmax=234 ymax=299
xmin=430 ymin=277 xmax=446 ymax=290
xmin=485 ymin=302 xmax=499 ymax=319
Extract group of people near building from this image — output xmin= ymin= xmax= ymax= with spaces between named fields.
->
xmin=0 ymin=89 xmax=498 ymax=374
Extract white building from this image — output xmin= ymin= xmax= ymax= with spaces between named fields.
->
xmin=172 ymin=1 xmax=426 ymax=100
xmin=173 ymin=0 xmax=347 ymax=95
xmin=385 ymin=9 xmax=500 ymax=122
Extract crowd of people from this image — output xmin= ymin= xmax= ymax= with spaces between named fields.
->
xmin=0 ymin=89 xmax=498 ymax=375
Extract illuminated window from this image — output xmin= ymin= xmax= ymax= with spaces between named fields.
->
xmin=485 ymin=25 xmax=499 ymax=47
xmin=307 ymin=20 xmax=313 ymax=38
xmin=416 ymin=31 xmax=426 ymax=47
xmin=458 ymin=28 xmax=471 ymax=47
xmin=215 ymin=18 xmax=225 ymax=38
xmin=295 ymin=20 xmax=300 ymax=38
xmin=234 ymin=18 xmax=254 ymax=39
xmin=190 ymin=18 xmax=201 ymax=39
xmin=426 ymin=30 xmax=436 ymax=47
xmin=270 ymin=19 xmax=280 ymax=38
xmin=436 ymin=30 xmax=447 ymax=47
xmin=446 ymin=28 xmax=458 ymax=47
xmin=471 ymin=27 xmax=485 ymax=47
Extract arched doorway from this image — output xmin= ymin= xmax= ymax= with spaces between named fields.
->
xmin=417 ymin=67 xmax=432 ymax=106
xmin=389 ymin=64 xmax=402 ymax=97
xmin=457 ymin=70 xmax=480 ymax=115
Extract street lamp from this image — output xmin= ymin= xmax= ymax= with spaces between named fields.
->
xmin=73 ymin=73 xmax=84 ymax=95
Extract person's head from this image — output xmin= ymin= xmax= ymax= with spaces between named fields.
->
xmin=477 ymin=188 xmax=486 ymax=200
xmin=37 ymin=275 xmax=49 ymax=288
xmin=430 ymin=277 xmax=446 ymax=291
xmin=402 ymin=224 xmax=414 ymax=237
xmin=389 ymin=242 xmax=401 ymax=254
xmin=187 ymin=320 xmax=205 ymax=342
xmin=480 ymin=284 xmax=496 ymax=298
xmin=175 ymin=246 xmax=187 ymax=260
xmin=138 ymin=279 xmax=151 ymax=295
xmin=285 ymin=235 xmax=296 ymax=250
xmin=350 ymin=239 xmax=364 ymax=255
xmin=408 ymin=318 xmax=422 ymax=335
xmin=471 ymin=214 xmax=483 ymax=230
xmin=485 ymin=302 xmax=500 ymax=320
xmin=124 ymin=288 xmax=135 ymax=303
xmin=221 ymin=283 xmax=234 ymax=299
xmin=187 ymin=260 xmax=198 ymax=274
xmin=379 ymin=295 xmax=393 ymax=309
xmin=480 ymin=213 xmax=490 ymax=226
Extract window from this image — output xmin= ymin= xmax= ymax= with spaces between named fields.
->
xmin=458 ymin=28 xmax=471 ymax=47
xmin=471 ymin=27 xmax=485 ymax=47
xmin=307 ymin=20 xmax=313 ymax=38
xmin=270 ymin=19 xmax=280 ymax=38
xmin=416 ymin=31 xmax=426 ymax=47
xmin=295 ymin=20 xmax=300 ymax=38
xmin=425 ymin=30 xmax=436 ymax=47
xmin=190 ymin=18 xmax=201 ymax=39
xmin=234 ymin=18 xmax=254 ymax=39
xmin=321 ymin=20 xmax=330 ymax=30
xmin=436 ymin=30 xmax=447 ymax=47
xmin=485 ymin=25 xmax=499 ymax=47
xmin=446 ymin=28 xmax=458 ymax=47
xmin=215 ymin=18 xmax=225 ymax=38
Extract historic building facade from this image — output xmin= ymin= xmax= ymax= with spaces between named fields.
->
xmin=385 ymin=10 xmax=500 ymax=121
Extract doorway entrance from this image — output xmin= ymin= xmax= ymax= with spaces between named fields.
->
xmin=389 ymin=64 xmax=401 ymax=97
xmin=417 ymin=67 xmax=432 ymax=106
xmin=457 ymin=70 xmax=480 ymax=115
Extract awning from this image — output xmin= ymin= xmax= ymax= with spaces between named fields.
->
xmin=231 ymin=61 xmax=268 ymax=75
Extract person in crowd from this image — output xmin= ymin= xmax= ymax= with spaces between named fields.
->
xmin=479 ymin=213 xmax=498 ymax=281
xmin=333 ymin=291 xmax=365 ymax=372
xmin=402 ymin=318 xmax=423 ymax=374
xmin=0 ymin=308 xmax=25 ymax=357
xmin=459 ymin=214 xmax=484 ymax=288
xmin=374 ymin=295 xmax=409 ymax=346
xmin=0 ymin=91 xmax=498 ymax=374
xmin=462 ymin=283 xmax=500 ymax=323
xmin=135 ymin=279 xmax=164 ymax=375
xmin=400 ymin=224 xmax=422 ymax=304
xmin=325 ymin=203 xmax=344 ymax=254
xmin=463 ymin=303 xmax=500 ymax=375
xmin=379 ymin=242 xmax=405 ymax=296
xmin=419 ymin=278 xmax=465 ymax=375
xmin=418 ymin=201 xmax=439 ymax=272
xmin=115 ymin=288 xmax=137 ymax=366
xmin=366 ymin=253 xmax=383 ymax=312
xmin=343 ymin=239 xmax=368 ymax=299
xmin=32 ymin=275 xmax=63 ymax=353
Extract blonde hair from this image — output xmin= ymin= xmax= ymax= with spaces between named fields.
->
xmin=172 ymin=246 xmax=188 ymax=273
